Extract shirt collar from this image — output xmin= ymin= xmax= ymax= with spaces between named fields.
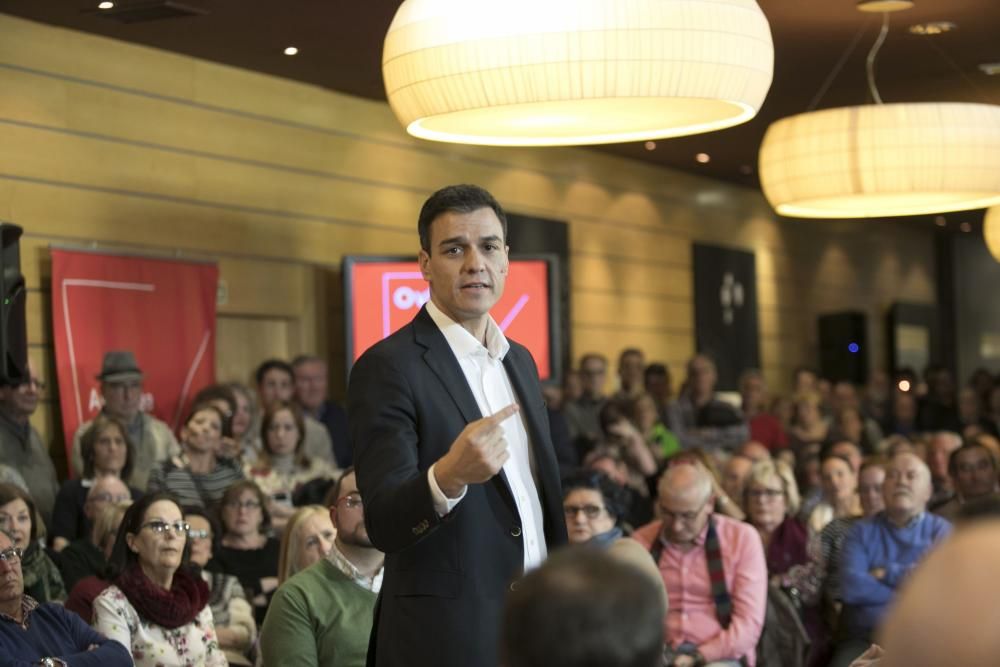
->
xmin=426 ymin=301 xmax=509 ymax=362
xmin=326 ymin=541 xmax=384 ymax=593
xmin=0 ymin=595 xmax=39 ymax=628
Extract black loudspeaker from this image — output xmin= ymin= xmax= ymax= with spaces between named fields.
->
xmin=0 ymin=224 xmax=26 ymax=385
xmin=818 ymin=311 xmax=868 ymax=384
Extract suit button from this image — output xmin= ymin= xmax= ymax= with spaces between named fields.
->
xmin=510 ymin=526 xmax=522 ymax=537
xmin=509 ymin=581 xmax=519 ymax=592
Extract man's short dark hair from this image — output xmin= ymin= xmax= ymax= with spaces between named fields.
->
xmin=417 ymin=184 xmax=507 ymax=254
xmin=255 ymin=359 xmax=294 ymax=386
xmin=644 ymin=363 xmax=668 ymax=381
xmin=949 ymin=441 xmax=998 ymax=478
xmin=501 ymin=549 xmax=664 ymax=667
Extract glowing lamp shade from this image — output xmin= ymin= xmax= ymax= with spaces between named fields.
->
xmin=759 ymin=102 xmax=1000 ymax=218
xmin=382 ymin=0 xmax=774 ymax=146
xmin=985 ymin=207 xmax=1000 ymax=262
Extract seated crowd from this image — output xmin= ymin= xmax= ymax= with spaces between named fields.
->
xmin=2 ymin=344 xmax=1000 ymax=666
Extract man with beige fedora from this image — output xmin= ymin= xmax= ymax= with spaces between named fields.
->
xmin=70 ymin=350 xmax=179 ymax=490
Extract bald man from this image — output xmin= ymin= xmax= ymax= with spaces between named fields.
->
xmin=879 ymin=521 xmax=1000 ymax=667
xmin=632 ymin=463 xmax=766 ymax=666
xmin=832 ymin=453 xmax=951 ymax=667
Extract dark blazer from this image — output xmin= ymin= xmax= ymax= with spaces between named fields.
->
xmin=348 ymin=306 xmax=567 ymax=667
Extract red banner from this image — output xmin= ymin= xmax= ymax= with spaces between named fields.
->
xmin=50 ymin=250 xmax=218 ymax=464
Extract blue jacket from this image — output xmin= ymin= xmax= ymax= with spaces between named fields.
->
xmin=0 ymin=601 xmax=131 ymax=667
xmin=840 ymin=511 xmax=951 ymax=638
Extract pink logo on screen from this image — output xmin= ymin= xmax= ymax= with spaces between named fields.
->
xmin=382 ymin=272 xmax=430 ymax=337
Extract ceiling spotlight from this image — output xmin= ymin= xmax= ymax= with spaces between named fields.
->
xmin=857 ymin=0 xmax=914 ymax=12
xmin=960 ymin=222 xmax=972 ymax=233
xmin=644 ymin=141 xmax=656 ymax=151
xmin=980 ymin=63 xmax=1000 ymax=76
xmin=908 ymin=22 xmax=956 ymax=36
xmin=934 ymin=216 xmax=947 ymax=227
xmin=98 ymin=1 xmax=114 ymax=8
xmin=695 ymin=153 xmax=711 ymax=164
xmin=283 ymin=46 xmax=299 ymax=56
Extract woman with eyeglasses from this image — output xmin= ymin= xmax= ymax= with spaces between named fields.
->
xmin=92 ymin=492 xmax=226 ymax=666
xmin=0 ymin=483 xmax=65 ymax=603
xmin=147 ymin=403 xmax=244 ymax=513
xmin=51 ymin=415 xmax=141 ymax=552
xmin=277 ymin=504 xmax=336 ymax=584
xmin=743 ymin=459 xmax=808 ymax=576
xmin=184 ymin=507 xmax=256 ymax=666
xmin=207 ymin=480 xmax=280 ymax=626
xmin=246 ymin=402 xmax=338 ymax=533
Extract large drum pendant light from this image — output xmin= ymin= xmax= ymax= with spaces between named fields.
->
xmin=382 ymin=0 xmax=774 ymax=146
xmin=985 ymin=207 xmax=1000 ymax=262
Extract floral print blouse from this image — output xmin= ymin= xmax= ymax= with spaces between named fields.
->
xmin=93 ymin=585 xmax=227 ymax=667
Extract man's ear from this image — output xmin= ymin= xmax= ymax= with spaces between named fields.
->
xmin=328 ymin=505 xmax=339 ymax=531
xmin=419 ymin=249 xmax=431 ymax=281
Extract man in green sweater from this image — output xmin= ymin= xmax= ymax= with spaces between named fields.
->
xmin=259 ymin=468 xmax=384 ymax=667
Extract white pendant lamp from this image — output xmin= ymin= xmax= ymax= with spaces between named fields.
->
xmin=759 ymin=102 xmax=1000 ymax=218
xmin=985 ymin=207 xmax=1000 ymax=262
xmin=758 ymin=4 xmax=1000 ymax=219
xmin=382 ymin=0 xmax=774 ymax=146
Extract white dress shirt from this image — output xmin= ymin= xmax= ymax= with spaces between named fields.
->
xmin=425 ymin=300 xmax=548 ymax=570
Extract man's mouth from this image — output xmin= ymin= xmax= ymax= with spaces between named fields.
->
xmin=462 ymin=282 xmax=490 ymax=291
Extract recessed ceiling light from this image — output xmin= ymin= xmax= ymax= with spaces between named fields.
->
xmin=934 ymin=216 xmax=947 ymax=227
xmin=284 ymin=46 xmax=299 ymax=56
xmin=644 ymin=141 xmax=656 ymax=151
xmin=695 ymin=153 xmax=710 ymax=164
xmin=908 ymin=21 xmax=957 ymax=36
xmin=98 ymin=1 xmax=114 ymax=8
xmin=960 ymin=222 xmax=972 ymax=233
xmin=980 ymin=63 xmax=1000 ymax=76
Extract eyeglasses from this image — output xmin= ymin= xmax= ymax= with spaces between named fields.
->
xmin=0 ymin=546 xmax=22 ymax=564
xmin=89 ymin=493 xmax=132 ymax=504
xmin=563 ymin=504 xmax=605 ymax=519
xmin=659 ymin=500 xmax=709 ymax=524
xmin=336 ymin=493 xmax=363 ymax=509
xmin=141 ymin=520 xmax=191 ymax=535
xmin=224 ymin=500 xmax=262 ymax=511
xmin=747 ymin=488 xmax=784 ymax=501
xmin=187 ymin=529 xmax=211 ymax=540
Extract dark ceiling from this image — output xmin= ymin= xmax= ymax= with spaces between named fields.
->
xmin=1 ymin=0 xmax=999 ymax=191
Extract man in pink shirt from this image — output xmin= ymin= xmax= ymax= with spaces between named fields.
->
xmin=632 ymin=463 xmax=767 ymax=666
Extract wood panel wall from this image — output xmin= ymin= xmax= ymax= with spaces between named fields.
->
xmin=0 ymin=14 xmax=936 ymax=474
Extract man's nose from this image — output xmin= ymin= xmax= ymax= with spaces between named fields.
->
xmin=462 ymin=247 xmax=485 ymax=271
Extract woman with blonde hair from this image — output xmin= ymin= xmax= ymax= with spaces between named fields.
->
xmin=277 ymin=505 xmax=336 ymax=584
xmin=744 ymin=458 xmax=808 ymax=576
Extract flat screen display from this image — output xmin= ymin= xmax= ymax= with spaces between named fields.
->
xmin=343 ymin=256 xmax=555 ymax=380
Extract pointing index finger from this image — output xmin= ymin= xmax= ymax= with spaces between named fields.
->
xmin=487 ymin=403 xmax=520 ymax=425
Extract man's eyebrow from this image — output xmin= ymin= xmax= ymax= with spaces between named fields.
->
xmin=437 ymin=234 xmax=503 ymax=247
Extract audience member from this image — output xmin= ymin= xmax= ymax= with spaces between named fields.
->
xmin=835 ymin=453 xmax=951 ymax=667
xmin=227 ymin=381 xmax=261 ymax=463
xmin=63 ymin=500 xmax=130 ymax=623
xmin=52 ymin=415 xmax=138 ymax=551
xmin=501 ymin=549 xmax=665 ymax=667
xmin=208 ymin=480 xmax=279 ymax=626
xmin=259 ymin=468 xmax=383 ymax=667
xmin=933 ymin=441 xmax=999 ymax=521
xmin=71 ymin=351 xmax=179 ymax=490
xmin=598 ymin=401 xmax=659 ymax=481
xmin=255 ymin=359 xmax=335 ymax=468
xmin=246 ymin=402 xmax=338 ymax=532
xmin=807 ymin=453 xmax=862 ymax=535
xmin=93 ymin=493 xmax=226 ymax=666
xmin=147 ymin=403 xmax=244 ymax=511
xmin=277 ymin=504 xmax=336 ymax=584
xmin=886 ymin=390 xmax=918 ymax=437
xmin=669 ymin=450 xmax=746 ymax=521
xmin=722 ymin=454 xmax=754 ymax=512
xmin=831 ymin=407 xmax=877 ymax=455
xmin=879 ymin=520 xmax=1000 ymax=667
xmin=916 ymin=364 xmax=961 ymax=433
xmin=0 ymin=528 xmax=132 ymax=666
xmin=632 ymin=463 xmax=766 ymax=666
xmin=744 ymin=459 xmax=807 ymax=577
xmin=788 ymin=392 xmax=828 ymax=451
xmin=666 ymin=355 xmax=749 ymax=455
xmin=292 ymin=354 xmax=351 ymax=468
xmin=830 ymin=382 xmax=883 ymax=451
xmin=185 ymin=507 xmax=256 ymax=666
xmin=563 ymin=353 xmax=609 ymax=447
xmin=829 ymin=440 xmax=864 ymax=475
xmin=740 ymin=369 xmax=787 ymax=451
xmin=738 ymin=441 xmax=771 ymax=462
xmin=583 ymin=446 xmax=653 ymax=528
xmin=614 ymin=348 xmax=646 ymax=401
xmin=0 ymin=361 xmax=58 ymax=529
xmin=57 ymin=478 xmax=131 ymax=590
xmin=0 ymin=464 xmax=26 ymax=491
xmin=794 ymin=442 xmax=824 ymax=521
xmin=925 ymin=431 xmax=962 ymax=508
xmin=645 ymin=362 xmax=674 ymax=424
xmin=626 ymin=392 xmax=681 ymax=463
xmin=793 ymin=367 xmax=819 ymax=396
xmin=192 ymin=383 xmax=240 ymax=460
xmin=0 ymin=483 xmax=64 ymax=603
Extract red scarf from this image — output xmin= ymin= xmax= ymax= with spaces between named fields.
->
xmin=116 ymin=564 xmax=210 ymax=629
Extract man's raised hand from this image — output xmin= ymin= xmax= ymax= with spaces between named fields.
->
xmin=435 ymin=404 xmax=519 ymax=498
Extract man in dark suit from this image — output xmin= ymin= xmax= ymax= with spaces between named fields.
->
xmin=348 ymin=184 xmax=567 ymax=667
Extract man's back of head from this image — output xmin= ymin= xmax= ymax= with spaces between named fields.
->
xmin=501 ymin=548 xmax=664 ymax=667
